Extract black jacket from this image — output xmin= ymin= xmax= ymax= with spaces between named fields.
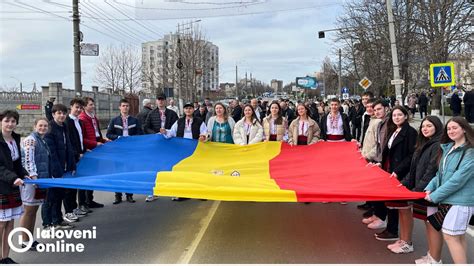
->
xmin=320 ymin=113 xmax=352 ymax=141
xmin=137 ymin=106 xmax=153 ymax=131
xmin=193 ymin=109 xmax=208 ymax=121
xmin=349 ymin=106 xmax=364 ymax=126
xmin=361 ymin=113 xmax=371 ymax=143
xmin=231 ymin=105 xmax=243 ymax=122
xmin=450 ymin=93 xmax=462 ymax=113
xmin=418 ymin=94 xmax=428 ymax=106
xmin=464 ymin=90 xmax=474 ymax=106
xmin=282 ymin=107 xmax=296 ymax=126
xmin=401 ymin=137 xmax=440 ymax=191
xmin=0 ymin=132 xmax=28 ymax=195
xmin=45 ymin=121 xmax=76 ymax=178
xmin=382 ymin=123 xmax=417 ymax=179
xmin=65 ymin=116 xmax=85 ymax=162
xmin=144 ymin=108 xmax=178 ymax=134
xmin=106 ymin=115 xmax=143 ymax=140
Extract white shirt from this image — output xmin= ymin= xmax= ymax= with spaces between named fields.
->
xmin=326 ymin=113 xmax=344 ymax=135
xmin=164 ymin=118 xmax=208 ymax=139
xmin=387 ymin=128 xmax=401 ymax=149
xmin=69 ymin=114 xmax=84 ymax=150
xmin=298 ymin=120 xmax=309 ymax=136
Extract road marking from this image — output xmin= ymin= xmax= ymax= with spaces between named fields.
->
xmin=177 ymin=200 xmax=221 ymax=264
xmin=467 ymin=227 xmax=474 ymax=238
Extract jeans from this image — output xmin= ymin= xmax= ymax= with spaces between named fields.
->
xmin=41 ymin=188 xmax=65 ymax=226
xmin=63 ymin=189 xmax=78 ymax=213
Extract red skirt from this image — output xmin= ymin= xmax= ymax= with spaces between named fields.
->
xmin=0 ymin=191 xmax=22 ymax=209
xmin=297 ymin=135 xmax=308 ymax=145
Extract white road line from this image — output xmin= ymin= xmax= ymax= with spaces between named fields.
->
xmin=467 ymin=226 xmax=474 ymax=238
xmin=177 ymin=200 xmax=221 ymax=264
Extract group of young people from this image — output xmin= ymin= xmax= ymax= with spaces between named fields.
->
xmin=0 ymin=90 xmax=472 ymax=264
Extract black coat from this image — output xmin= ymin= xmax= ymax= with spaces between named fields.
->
xmin=0 ymin=132 xmax=28 ymax=195
xmin=106 ymin=115 xmax=143 ymax=140
xmin=137 ymin=106 xmax=153 ymax=131
xmin=401 ymin=137 xmax=440 ymax=191
xmin=349 ymin=106 xmax=364 ymax=126
xmin=282 ymin=107 xmax=296 ymax=126
xmin=320 ymin=113 xmax=352 ymax=141
xmin=45 ymin=121 xmax=76 ymax=178
xmin=231 ymin=105 xmax=243 ymax=122
xmin=450 ymin=93 xmax=462 ymax=113
xmin=418 ymin=94 xmax=429 ymax=106
xmin=65 ymin=116 xmax=85 ymax=162
xmin=464 ymin=90 xmax=474 ymax=106
xmin=144 ymin=108 xmax=178 ymax=134
xmin=193 ymin=109 xmax=208 ymax=121
xmin=382 ymin=123 xmax=417 ymax=179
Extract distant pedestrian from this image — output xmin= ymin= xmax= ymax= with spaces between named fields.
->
xmin=137 ymin=99 xmax=153 ymax=132
xmin=463 ymin=89 xmax=474 ymax=123
xmin=450 ymin=90 xmax=462 ymax=116
xmin=418 ymin=92 xmax=429 ymax=119
xmin=167 ymin=99 xmax=180 ymax=117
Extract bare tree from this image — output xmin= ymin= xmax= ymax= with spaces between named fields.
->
xmin=95 ymin=45 xmax=142 ymax=94
xmin=334 ymin=0 xmax=472 ymax=106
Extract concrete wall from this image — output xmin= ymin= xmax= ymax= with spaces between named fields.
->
xmin=1 ymin=83 xmax=155 ymax=136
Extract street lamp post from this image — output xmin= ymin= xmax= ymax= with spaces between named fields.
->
xmin=9 ymin=76 xmax=22 ymax=92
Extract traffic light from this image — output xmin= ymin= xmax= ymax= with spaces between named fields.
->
xmin=318 ymin=31 xmax=325 ymax=39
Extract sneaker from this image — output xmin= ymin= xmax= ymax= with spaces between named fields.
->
xmin=73 ymin=208 xmax=87 ymax=217
xmin=340 ymin=201 xmax=347 ymax=205
xmin=357 ymin=202 xmax=371 ymax=210
xmin=87 ymin=201 xmax=104 ymax=208
xmin=362 ymin=215 xmax=376 ymax=224
xmin=367 ymin=217 xmax=387 ymax=229
xmin=389 ymin=240 xmax=414 ymax=254
xmin=146 ymin=195 xmax=158 ymax=202
xmin=387 ymin=240 xmax=403 ymax=250
xmin=126 ymin=195 xmax=136 ymax=203
xmin=374 ymin=229 xmax=399 ymax=241
xmin=21 ymin=240 xmax=40 ymax=251
xmin=55 ymin=221 xmax=75 ymax=230
xmin=415 ymin=253 xmax=442 ymax=264
xmin=79 ymin=205 xmax=93 ymax=213
xmin=172 ymin=197 xmax=190 ymax=201
xmin=63 ymin=213 xmax=79 ymax=223
xmin=0 ymin=257 xmax=18 ymax=264
xmin=113 ymin=197 xmax=122 ymax=205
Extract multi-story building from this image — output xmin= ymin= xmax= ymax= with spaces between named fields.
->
xmin=141 ymin=34 xmax=219 ymax=100
xmin=270 ymin=79 xmax=283 ymax=92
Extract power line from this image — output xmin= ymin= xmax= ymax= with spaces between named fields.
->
xmin=80 ymin=1 xmax=147 ymax=44
xmin=114 ymin=0 xmax=267 ymax=11
xmin=5 ymin=0 xmax=137 ymax=44
xmin=41 ymin=0 xmax=71 ymax=9
xmin=78 ymin=3 xmax=340 ymax=21
xmin=105 ymin=0 xmax=167 ymax=38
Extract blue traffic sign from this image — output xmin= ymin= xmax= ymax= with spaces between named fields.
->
xmin=430 ymin=62 xmax=455 ymax=87
xmin=341 ymin=87 xmax=349 ymax=94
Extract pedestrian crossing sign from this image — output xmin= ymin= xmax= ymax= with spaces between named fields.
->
xmin=430 ymin=62 xmax=455 ymax=87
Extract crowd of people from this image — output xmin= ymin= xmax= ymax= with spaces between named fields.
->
xmin=0 ymin=90 xmax=472 ymax=264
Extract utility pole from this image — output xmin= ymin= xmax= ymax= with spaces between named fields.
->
xmin=72 ymin=0 xmax=82 ymax=96
xmin=386 ymin=0 xmax=402 ymax=103
xmin=235 ymin=65 xmax=238 ymax=98
xmin=338 ymin=49 xmax=342 ymax=94
xmin=245 ymin=72 xmax=248 ymax=97
xmin=250 ymin=72 xmax=253 ymax=97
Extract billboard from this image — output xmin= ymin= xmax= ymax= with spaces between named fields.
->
xmin=296 ymin=76 xmax=318 ymax=89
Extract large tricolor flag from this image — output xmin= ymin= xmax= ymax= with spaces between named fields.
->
xmin=27 ymin=135 xmax=425 ymax=202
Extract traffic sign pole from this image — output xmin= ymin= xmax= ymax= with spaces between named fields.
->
xmin=386 ymin=0 xmax=402 ymax=104
xmin=441 ymin=87 xmax=445 ymax=124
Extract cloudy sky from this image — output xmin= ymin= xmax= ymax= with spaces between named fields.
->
xmin=0 ymin=0 xmax=345 ymax=91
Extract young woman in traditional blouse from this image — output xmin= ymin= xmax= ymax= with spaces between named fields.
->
xmin=262 ymin=101 xmax=288 ymax=142
xmin=233 ymin=104 xmax=263 ymax=145
xmin=207 ymin=102 xmax=235 ymax=144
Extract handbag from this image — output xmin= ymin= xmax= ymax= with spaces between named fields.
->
xmin=426 ymin=148 xmax=466 ymax=231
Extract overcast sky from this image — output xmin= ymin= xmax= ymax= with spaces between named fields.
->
xmin=0 ymin=0 xmax=345 ymax=91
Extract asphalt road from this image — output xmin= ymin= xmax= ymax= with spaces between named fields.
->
xmin=12 ymin=192 xmax=474 ymax=264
